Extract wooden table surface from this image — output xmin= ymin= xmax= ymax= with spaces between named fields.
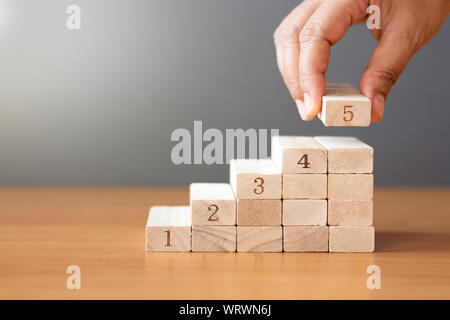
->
xmin=1 ymin=188 xmax=449 ymax=300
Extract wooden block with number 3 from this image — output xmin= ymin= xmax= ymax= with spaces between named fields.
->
xmin=319 ymin=83 xmax=371 ymax=127
xmin=146 ymin=206 xmax=191 ymax=252
xmin=230 ymin=159 xmax=281 ymax=199
xmin=271 ymin=136 xmax=327 ymax=173
xmin=190 ymin=183 xmax=236 ymax=226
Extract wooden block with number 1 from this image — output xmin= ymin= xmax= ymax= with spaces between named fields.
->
xmin=230 ymin=159 xmax=281 ymax=199
xmin=319 ymin=83 xmax=371 ymax=127
xmin=271 ymin=136 xmax=327 ymax=173
xmin=190 ymin=183 xmax=236 ymax=226
xmin=146 ymin=206 xmax=191 ymax=252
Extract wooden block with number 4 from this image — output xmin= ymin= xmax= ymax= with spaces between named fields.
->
xmin=146 ymin=206 xmax=191 ymax=252
xmin=230 ymin=159 xmax=281 ymax=199
xmin=190 ymin=183 xmax=236 ymax=226
xmin=319 ymin=83 xmax=371 ymax=127
xmin=271 ymin=136 xmax=327 ymax=173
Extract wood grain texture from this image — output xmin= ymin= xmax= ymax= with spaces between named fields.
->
xmin=329 ymin=226 xmax=375 ymax=252
xmin=283 ymin=226 xmax=329 ymax=252
xmin=1 ymin=188 xmax=450 ymax=299
xmin=192 ymin=226 xmax=236 ymax=252
xmin=146 ymin=206 xmax=191 ymax=252
xmin=283 ymin=200 xmax=327 ymax=225
xmin=328 ymin=174 xmax=373 ymax=200
xmin=237 ymin=226 xmax=282 ymax=252
xmin=283 ymin=174 xmax=327 ymax=199
xmin=237 ymin=199 xmax=282 ymax=226
xmin=190 ymin=183 xmax=236 ymax=226
xmin=319 ymin=83 xmax=371 ymax=127
xmin=315 ymin=136 xmax=373 ymax=173
xmin=328 ymin=200 xmax=373 ymax=226
xmin=271 ymin=136 xmax=327 ymax=173
xmin=229 ymin=159 xmax=281 ymax=199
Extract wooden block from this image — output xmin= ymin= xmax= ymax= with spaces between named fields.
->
xmin=237 ymin=226 xmax=282 ymax=252
xmin=190 ymin=183 xmax=236 ymax=226
xmin=328 ymin=200 xmax=373 ymax=226
xmin=283 ymin=174 xmax=327 ymax=199
xmin=328 ymin=174 xmax=373 ymax=200
xmin=192 ymin=226 xmax=236 ymax=252
xmin=146 ymin=206 xmax=191 ymax=252
xmin=229 ymin=159 xmax=281 ymax=199
xmin=315 ymin=136 xmax=373 ymax=173
xmin=329 ymin=226 xmax=375 ymax=252
xmin=271 ymin=136 xmax=327 ymax=173
xmin=283 ymin=200 xmax=327 ymax=225
xmin=237 ymin=199 xmax=281 ymax=226
xmin=319 ymin=83 xmax=371 ymax=127
xmin=283 ymin=226 xmax=329 ymax=252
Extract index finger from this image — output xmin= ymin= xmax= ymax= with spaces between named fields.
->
xmin=299 ymin=0 xmax=368 ymax=120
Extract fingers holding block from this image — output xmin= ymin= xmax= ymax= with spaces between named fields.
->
xmin=283 ymin=200 xmax=327 ymax=226
xmin=329 ymin=226 xmax=375 ymax=252
xmin=146 ymin=206 xmax=191 ymax=252
xmin=328 ymin=200 xmax=373 ymax=226
xmin=230 ymin=159 xmax=281 ymax=199
xmin=192 ymin=226 xmax=236 ymax=252
xmin=283 ymin=174 xmax=327 ymax=199
xmin=237 ymin=199 xmax=282 ymax=226
xmin=315 ymin=136 xmax=373 ymax=173
xmin=237 ymin=226 xmax=282 ymax=252
xmin=319 ymin=83 xmax=371 ymax=127
xmin=283 ymin=226 xmax=329 ymax=252
xmin=190 ymin=183 xmax=236 ymax=226
xmin=271 ymin=136 xmax=327 ymax=173
xmin=328 ymin=174 xmax=373 ymax=200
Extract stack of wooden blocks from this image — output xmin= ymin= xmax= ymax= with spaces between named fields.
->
xmin=146 ymin=135 xmax=375 ymax=253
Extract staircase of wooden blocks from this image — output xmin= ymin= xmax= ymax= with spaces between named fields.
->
xmin=146 ymin=136 xmax=374 ymax=253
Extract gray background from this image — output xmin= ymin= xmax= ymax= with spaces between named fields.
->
xmin=0 ymin=0 xmax=449 ymax=186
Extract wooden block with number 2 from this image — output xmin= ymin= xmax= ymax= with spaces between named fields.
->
xmin=190 ymin=183 xmax=236 ymax=226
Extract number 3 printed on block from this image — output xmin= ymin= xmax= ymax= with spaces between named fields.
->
xmin=253 ymin=177 xmax=264 ymax=194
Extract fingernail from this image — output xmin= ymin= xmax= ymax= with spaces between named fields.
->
xmin=295 ymin=99 xmax=307 ymax=120
xmin=373 ymin=94 xmax=385 ymax=121
xmin=303 ymin=93 xmax=313 ymax=119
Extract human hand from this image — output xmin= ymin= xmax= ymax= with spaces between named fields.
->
xmin=274 ymin=0 xmax=450 ymax=122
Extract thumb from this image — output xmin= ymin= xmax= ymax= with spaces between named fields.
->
xmin=360 ymin=34 xmax=416 ymax=122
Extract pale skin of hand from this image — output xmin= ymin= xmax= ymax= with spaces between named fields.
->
xmin=274 ymin=0 xmax=450 ymax=122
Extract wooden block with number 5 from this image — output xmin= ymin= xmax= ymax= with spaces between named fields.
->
xmin=319 ymin=83 xmax=371 ymax=127
xmin=230 ymin=159 xmax=281 ymax=199
xmin=146 ymin=206 xmax=191 ymax=252
xmin=190 ymin=183 xmax=236 ymax=226
xmin=271 ymin=136 xmax=327 ymax=173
